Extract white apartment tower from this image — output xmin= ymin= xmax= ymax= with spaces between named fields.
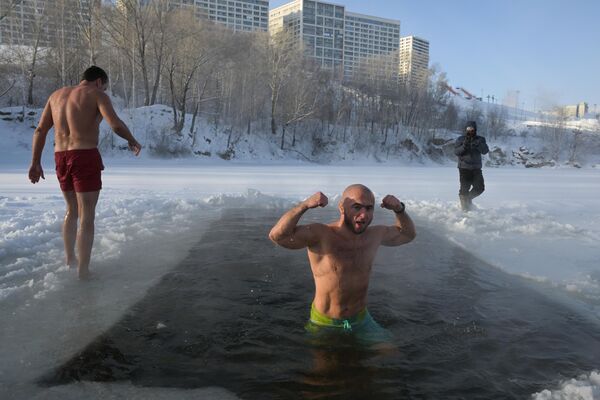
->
xmin=270 ymin=0 xmax=345 ymax=70
xmin=270 ymin=0 xmax=402 ymax=80
xmin=0 ymin=0 xmax=94 ymax=47
xmin=194 ymin=0 xmax=269 ymax=32
xmin=344 ymin=11 xmax=400 ymax=80
xmin=399 ymin=35 xmax=429 ymax=87
xmin=116 ymin=0 xmax=269 ymax=32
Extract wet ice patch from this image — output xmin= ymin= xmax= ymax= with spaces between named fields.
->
xmin=0 ymin=188 xmax=300 ymax=304
xmin=0 ymin=191 xmax=214 ymax=303
xmin=205 ymin=188 xmax=294 ymax=208
xmin=533 ymin=370 xmax=600 ymax=400
xmin=410 ymin=200 xmax=598 ymax=242
xmin=407 ymin=199 xmax=600 ymax=302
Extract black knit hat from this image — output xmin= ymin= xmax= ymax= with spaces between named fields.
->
xmin=465 ymin=121 xmax=477 ymax=131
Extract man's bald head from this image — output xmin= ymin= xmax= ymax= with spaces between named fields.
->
xmin=342 ymin=184 xmax=374 ymax=202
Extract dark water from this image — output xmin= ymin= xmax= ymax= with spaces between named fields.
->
xmin=41 ymin=208 xmax=600 ymax=399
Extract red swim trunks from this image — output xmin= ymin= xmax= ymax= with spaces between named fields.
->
xmin=54 ymin=148 xmax=105 ymax=192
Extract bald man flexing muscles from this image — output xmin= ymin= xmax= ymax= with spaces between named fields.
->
xmin=269 ymin=184 xmax=416 ymax=344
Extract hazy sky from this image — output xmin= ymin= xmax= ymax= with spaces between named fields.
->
xmin=270 ymin=0 xmax=600 ymax=112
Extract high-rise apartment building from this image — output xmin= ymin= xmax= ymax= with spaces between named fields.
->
xmin=116 ymin=0 xmax=268 ymax=32
xmin=194 ymin=0 xmax=269 ymax=32
xmin=0 ymin=0 xmax=94 ymax=47
xmin=399 ymin=35 xmax=429 ymax=87
xmin=270 ymin=0 xmax=403 ymax=81
xmin=270 ymin=0 xmax=345 ymax=70
xmin=343 ymin=11 xmax=399 ymax=80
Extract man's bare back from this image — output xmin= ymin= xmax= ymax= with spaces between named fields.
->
xmin=48 ymin=85 xmax=106 ymax=151
xmin=269 ymin=184 xmax=416 ymax=320
xmin=37 ymin=83 xmax=140 ymax=154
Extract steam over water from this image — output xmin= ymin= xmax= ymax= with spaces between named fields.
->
xmin=40 ymin=208 xmax=600 ymax=399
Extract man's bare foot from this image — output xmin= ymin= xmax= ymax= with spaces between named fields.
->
xmin=78 ymin=268 xmax=92 ymax=280
xmin=66 ymin=257 xmax=78 ymax=269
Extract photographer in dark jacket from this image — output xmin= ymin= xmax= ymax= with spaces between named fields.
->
xmin=454 ymin=121 xmax=489 ymax=211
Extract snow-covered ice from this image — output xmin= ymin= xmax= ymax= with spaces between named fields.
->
xmin=2 ymin=162 xmax=600 ymax=397
xmin=533 ymin=370 xmax=600 ymax=400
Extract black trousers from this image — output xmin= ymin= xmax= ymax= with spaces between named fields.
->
xmin=459 ymin=168 xmax=485 ymax=198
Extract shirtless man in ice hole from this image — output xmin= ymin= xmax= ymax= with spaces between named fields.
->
xmin=269 ymin=184 xmax=416 ymax=344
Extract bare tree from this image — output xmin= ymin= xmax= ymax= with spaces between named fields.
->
xmin=485 ymin=106 xmax=509 ymax=140
xmin=568 ymin=129 xmax=583 ymax=164
xmin=103 ymin=0 xmax=155 ymax=105
xmin=148 ymin=0 xmax=172 ymax=105
xmin=543 ymin=108 xmax=569 ymax=162
xmin=165 ymin=13 xmax=219 ymax=133
xmin=441 ymin=101 xmax=459 ymax=131
xmin=267 ymin=31 xmax=302 ymax=135
xmin=43 ymin=0 xmax=88 ymax=87
xmin=1 ymin=0 xmax=48 ymax=105
xmin=75 ymin=0 xmax=101 ymax=65
xmin=277 ymin=60 xmax=320 ymax=149
xmin=0 ymin=0 xmax=23 ymax=22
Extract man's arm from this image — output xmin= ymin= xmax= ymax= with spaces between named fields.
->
xmin=454 ymin=136 xmax=469 ymax=156
xmin=28 ymin=100 xmax=53 ymax=183
xmin=268 ymin=192 xmax=327 ymax=250
xmin=379 ymin=195 xmax=416 ymax=247
xmin=97 ymin=91 xmax=141 ymax=155
xmin=476 ymin=136 xmax=489 ymax=154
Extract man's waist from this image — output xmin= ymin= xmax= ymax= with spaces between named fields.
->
xmin=54 ymin=136 xmax=99 ymax=152
xmin=309 ymin=303 xmax=368 ymax=328
xmin=54 ymin=147 xmax=99 ymax=154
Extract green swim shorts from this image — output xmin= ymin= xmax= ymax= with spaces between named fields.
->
xmin=305 ymin=303 xmax=393 ymax=346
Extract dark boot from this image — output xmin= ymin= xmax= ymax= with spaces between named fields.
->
xmin=459 ymin=195 xmax=470 ymax=211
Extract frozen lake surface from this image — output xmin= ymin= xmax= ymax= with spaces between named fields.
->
xmin=1 ymin=163 xmax=600 ymax=398
xmin=38 ymin=209 xmax=600 ymax=399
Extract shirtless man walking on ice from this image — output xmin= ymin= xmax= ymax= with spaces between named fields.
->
xmin=269 ymin=184 xmax=416 ymax=344
xmin=28 ymin=66 xmax=141 ymax=279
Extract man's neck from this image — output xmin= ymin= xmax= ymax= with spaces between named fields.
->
xmin=79 ymin=81 xmax=96 ymax=88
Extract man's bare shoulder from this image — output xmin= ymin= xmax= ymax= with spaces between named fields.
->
xmin=49 ymin=87 xmax=69 ymax=100
xmin=56 ymin=85 xmax=79 ymax=94
xmin=94 ymin=89 xmax=113 ymax=105
xmin=302 ymin=222 xmax=333 ymax=240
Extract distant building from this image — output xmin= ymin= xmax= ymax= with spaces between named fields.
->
xmin=343 ymin=11 xmax=400 ymax=80
xmin=577 ymin=102 xmax=588 ymax=118
xmin=563 ymin=105 xmax=578 ymax=117
xmin=270 ymin=0 xmax=345 ymax=71
xmin=399 ymin=35 xmax=429 ymax=87
xmin=0 ymin=0 xmax=94 ymax=47
xmin=194 ymin=0 xmax=269 ymax=32
xmin=269 ymin=0 xmax=403 ymax=81
xmin=563 ymin=102 xmax=588 ymax=118
xmin=116 ymin=0 xmax=269 ymax=32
